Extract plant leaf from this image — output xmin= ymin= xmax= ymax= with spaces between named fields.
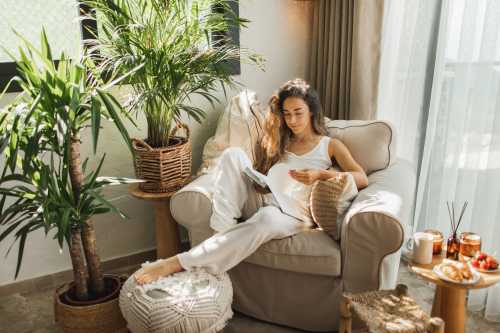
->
xmin=92 ymin=192 xmax=128 ymax=219
xmin=14 ymin=230 xmax=27 ymax=278
xmin=40 ymin=29 xmax=53 ymax=63
xmin=0 ymin=219 xmax=24 ymax=243
xmin=90 ymin=96 xmax=101 ymax=154
xmin=95 ymin=176 xmax=144 ymax=186
xmin=97 ymin=89 xmax=132 ymax=152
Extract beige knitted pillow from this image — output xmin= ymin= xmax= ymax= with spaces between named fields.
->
xmin=309 ymin=173 xmax=358 ymax=240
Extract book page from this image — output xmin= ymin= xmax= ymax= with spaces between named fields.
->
xmin=266 ymin=164 xmax=310 ymax=221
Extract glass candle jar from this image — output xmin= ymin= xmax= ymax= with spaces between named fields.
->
xmin=424 ymin=229 xmax=444 ymax=255
xmin=459 ymin=232 xmax=481 ymax=258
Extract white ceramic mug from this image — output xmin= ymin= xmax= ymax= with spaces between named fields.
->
xmin=407 ymin=232 xmax=434 ymax=264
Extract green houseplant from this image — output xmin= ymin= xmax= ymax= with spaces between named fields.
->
xmin=0 ymin=31 xmax=138 ymax=332
xmin=83 ymin=0 xmax=263 ymax=192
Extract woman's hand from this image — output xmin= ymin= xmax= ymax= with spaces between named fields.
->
xmin=289 ymin=169 xmax=321 ymax=185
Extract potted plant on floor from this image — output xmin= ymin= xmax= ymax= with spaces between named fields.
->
xmin=83 ymin=0 xmax=263 ymax=193
xmin=0 ymin=31 xmax=139 ymax=333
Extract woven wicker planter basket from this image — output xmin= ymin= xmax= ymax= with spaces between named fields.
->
xmin=133 ymin=124 xmax=192 ymax=194
xmin=54 ymin=275 xmax=127 ymax=333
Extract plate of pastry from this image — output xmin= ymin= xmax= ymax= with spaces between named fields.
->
xmin=433 ymin=259 xmax=481 ymax=285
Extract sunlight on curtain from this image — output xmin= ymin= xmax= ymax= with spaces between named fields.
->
xmin=414 ymin=0 xmax=500 ymax=322
xmin=379 ymin=0 xmax=500 ymax=322
xmin=377 ymin=0 xmax=441 ymax=169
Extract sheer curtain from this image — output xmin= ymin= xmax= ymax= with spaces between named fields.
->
xmin=379 ymin=0 xmax=500 ymax=322
xmin=414 ymin=0 xmax=500 ymax=321
xmin=377 ymin=0 xmax=441 ymax=169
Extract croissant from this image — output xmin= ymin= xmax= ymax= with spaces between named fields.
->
xmin=457 ymin=262 xmax=473 ymax=280
xmin=441 ymin=264 xmax=461 ymax=281
xmin=441 ymin=262 xmax=473 ymax=282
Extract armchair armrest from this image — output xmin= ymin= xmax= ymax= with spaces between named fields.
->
xmin=170 ymin=174 xmax=214 ymax=245
xmin=341 ymin=159 xmax=416 ymax=292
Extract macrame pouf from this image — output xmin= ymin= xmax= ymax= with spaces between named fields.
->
xmin=119 ymin=266 xmax=233 ymax=333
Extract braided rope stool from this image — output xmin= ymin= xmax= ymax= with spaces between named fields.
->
xmin=339 ymin=284 xmax=444 ymax=333
xmin=119 ymin=267 xmax=233 ymax=333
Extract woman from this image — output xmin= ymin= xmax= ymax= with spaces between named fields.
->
xmin=135 ymin=78 xmax=368 ymax=285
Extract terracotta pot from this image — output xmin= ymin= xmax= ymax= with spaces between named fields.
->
xmin=54 ymin=275 xmax=128 ymax=333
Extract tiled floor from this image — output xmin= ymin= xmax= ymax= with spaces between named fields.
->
xmin=1 ymin=262 xmax=499 ymax=333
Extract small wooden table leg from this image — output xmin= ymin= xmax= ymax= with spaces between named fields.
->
xmin=153 ymin=198 xmax=181 ymax=259
xmin=339 ymin=296 xmax=352 ymax=333
xmin=431 ymin=285 xmax=466 ymax=333
xmin=128 ymin=185 xmax=182 ymax=260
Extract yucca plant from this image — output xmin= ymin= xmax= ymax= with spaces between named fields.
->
xmin=83 ymin=0 xmax=263 ymax=148
xmin=0 ymin=30 xmax=139 ymax=301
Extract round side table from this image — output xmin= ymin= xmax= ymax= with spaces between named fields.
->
xmin=409 ymin=253 xmax=500 ymax=333
xmin=129 ymin=184 xmax=181 ymax=259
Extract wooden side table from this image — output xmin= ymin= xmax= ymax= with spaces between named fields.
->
xmin=129 ymin=184 xmax=181 ymax=259
xmin=409 ymin=253 xmax=500 ymax=333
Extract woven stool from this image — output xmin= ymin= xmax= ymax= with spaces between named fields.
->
xmin=339 ymin=284 xmax=444 ymax=333
xmin=119 ymin=266 xmax=233 ymax=333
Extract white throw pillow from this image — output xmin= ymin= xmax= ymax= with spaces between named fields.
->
xmin=198 ymin=90 xmax=264 ymax=175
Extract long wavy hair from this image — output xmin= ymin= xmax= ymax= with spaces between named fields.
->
xmin=254 ymin=78 xmax=327 ymax=174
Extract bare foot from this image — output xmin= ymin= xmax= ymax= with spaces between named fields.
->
xmin=134 ymin=256 xmax=183 ymax=285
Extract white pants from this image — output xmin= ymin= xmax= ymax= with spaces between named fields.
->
xmin=177 ymin=148 xmax=312 ymax=274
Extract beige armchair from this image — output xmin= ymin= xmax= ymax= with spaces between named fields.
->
xmin=170 ymin=120 xmax=416 ymax=332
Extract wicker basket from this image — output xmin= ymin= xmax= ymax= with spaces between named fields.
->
xmin=54 ymin=275 xmax=127 ymax=333
xmin=133 ymin=123 xmax=192 ymax=194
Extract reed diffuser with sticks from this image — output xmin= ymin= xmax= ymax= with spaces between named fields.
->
xmin=445 ymin=201 xmax=468 ymax=260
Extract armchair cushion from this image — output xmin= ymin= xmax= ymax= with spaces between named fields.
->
xmin=245 ymin=229 xmax=342 ymax=277
xmin=171 ymin=175 xmax=343 ymax=277
xmin=172 ymin=175 xmax=342 ymax=276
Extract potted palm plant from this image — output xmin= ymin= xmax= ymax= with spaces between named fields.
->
xmin=83 ymin=0 xmax=263 ymax=193
xmin=0 ymin=31 xmax=139 ymax=333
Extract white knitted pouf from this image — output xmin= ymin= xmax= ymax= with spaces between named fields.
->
xmin=119 ymin=266 xmax=233 ymax=333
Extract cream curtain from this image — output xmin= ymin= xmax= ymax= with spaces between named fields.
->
xmin=413 ymin=0 xmax=500 ymax=321
xmin=377 ymin=0 xmax=441 ymax=168
xmin=309 ymin=0 xmax=384 ymax=120
xmin=379 ymin=0 xmax=500 ymax=322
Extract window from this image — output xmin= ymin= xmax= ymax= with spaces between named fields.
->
xmin=0 ymin=0 xmax=240 ymax=92
xmin=0 ymin=0 xmax=94 ymax=92
xmin=211 ymin=0 xmax=241 ymax=75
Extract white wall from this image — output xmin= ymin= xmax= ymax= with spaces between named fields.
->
xmin=0 ymin=0 xmax=314 ymax=286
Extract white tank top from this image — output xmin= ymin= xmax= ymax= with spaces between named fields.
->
xmin=265 ymin=136 xmax=333 ymax=222
xmin=283 ymin=135 xmax=332 ymax=170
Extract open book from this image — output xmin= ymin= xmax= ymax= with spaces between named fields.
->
xmin=243 ymin=165 xmax=309 ymax=221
